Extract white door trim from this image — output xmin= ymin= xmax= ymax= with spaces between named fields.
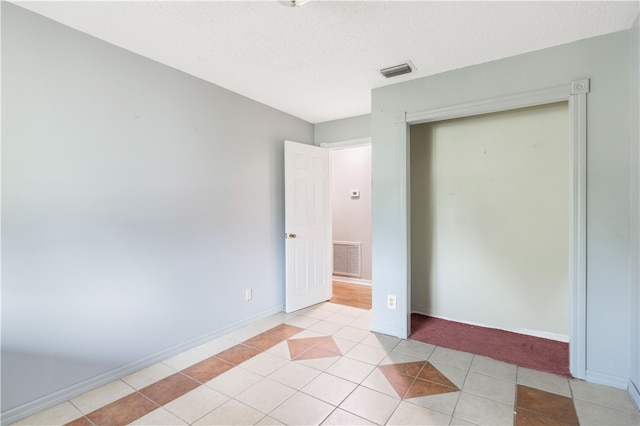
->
xmin=320 ymin=137 xmax=371 ymax=150
xmin=397 ymin=80 xmax=589 ymax=379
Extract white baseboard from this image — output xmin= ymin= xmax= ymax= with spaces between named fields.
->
xmin=332 ymin=276 xmax=372 ymax=286
xmin=585 ymin=370 xmax=630 ymax=390
xmin=411 ymin=311 xmax=569 ymax=343
xmin=370 ymin=321 xmax=402 ymax=339
xmin=1 ymin=305 xmax=284 ymax=425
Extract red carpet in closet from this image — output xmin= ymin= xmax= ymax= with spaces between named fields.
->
xmin=409 ymin=313 xmax=570 ymax=377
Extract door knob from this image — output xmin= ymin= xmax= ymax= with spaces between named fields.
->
xmin=288 ymin=233 xmax=297 ymax=239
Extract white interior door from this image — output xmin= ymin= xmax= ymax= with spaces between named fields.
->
xmin=284 ymin=140 xmax=331 ymax=313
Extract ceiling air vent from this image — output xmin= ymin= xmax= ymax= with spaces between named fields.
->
xmin=380 ymin=62 xmax=413 ymax=78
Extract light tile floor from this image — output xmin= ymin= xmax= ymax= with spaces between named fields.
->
xmin=12 ymin=302 xmax=640 ymax=426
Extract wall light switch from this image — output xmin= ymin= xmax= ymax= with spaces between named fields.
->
xmin=351 ymin=190 xmax=360 ymax=198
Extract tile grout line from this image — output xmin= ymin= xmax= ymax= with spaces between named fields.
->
xmin=442 ymin=351 xmax=471 ymax=423
xmin=66 ymin=379 xmax=161 ymax=426
xmin=24 ymin=304 xmax=636 ymax=426
xmin=447 ymin=356 xmax=467 ymax=423
xmin=274 ymin=325 xmax=387 ymax=425
xmin=61 ymin=324 xmax=305 ymax=426
xmin=66 ymin=399 xmax=95 ymax=426
xmin=240 ymin=312 xmax=371 ymax=425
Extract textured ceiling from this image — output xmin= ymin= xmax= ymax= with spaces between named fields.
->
xmin=13 ymin=1 xmax=640 ymax=123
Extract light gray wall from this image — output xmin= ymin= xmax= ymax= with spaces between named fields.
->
xmin=1 ymin=3 xmax=312 ymax=418
xmin=371 ymin=29 xmax=638 ymax=389
xmin=314 ymin=114 xmax=371 ymax=145
xmin=629 ymin=18 xmax=640 ymax=408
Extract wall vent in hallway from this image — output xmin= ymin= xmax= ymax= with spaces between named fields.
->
xmin=333 ymin=241 xmax=361 ymax=278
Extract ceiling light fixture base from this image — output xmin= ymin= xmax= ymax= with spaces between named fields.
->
xmin=278 ymin=0 xmax=309 ymax=7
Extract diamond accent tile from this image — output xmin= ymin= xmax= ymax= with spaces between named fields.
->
xmin=405 ymin=378 xmax=457 ymax=399
xmin=287 ymin=340 xmax=313 ymax=359
xmin=516 ymin=384 xmax=579 ymax=425
xmin=380 ymin=361 xmax=425 ymax=377
xmin=25 ymin=301 xmax=638 ymax=426
xmin=378 ymin=368 xmax=415 ymax=398
xmin=378 ymin=361 xmax=459 ymax=399
xmin=287 ymin=336 xmax=343 ymax=360
xmin=314 ymin=337 xmax=342 ymax=355
xmin=419 ymin=362 xmax=458 ymax=389
xmin=297 ymin=336 xmax=330 ymax=346
xmin=296 ymin=346 xmax=340 ymax=360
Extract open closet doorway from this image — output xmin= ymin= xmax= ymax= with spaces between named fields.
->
xmin=409 ymin=102 xmax=573 ymax=374
xmin=322 ymin=139 xmax=372 ymax=309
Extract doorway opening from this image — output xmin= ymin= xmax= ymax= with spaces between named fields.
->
xmin=322 ymin=139 xmax=372 ymax=310
xmin=410 ymin=102 xmax=570 ymax=339
xmin=397 ymin=80 xmax=589 ymax=379
xmin=409 ymin=102 xmax=571 ymax=375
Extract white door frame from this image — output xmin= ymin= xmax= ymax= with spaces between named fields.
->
xmin=396 ymin=80 xmax=589 ymax=379
xmin=320 ymin=137 xmax=372 ymax=150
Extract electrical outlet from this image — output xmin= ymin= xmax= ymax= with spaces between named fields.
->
xmin=387 ymin=294 xmax=396 ymax=310
xmin=245 ymin=288 xmax=252 ymax=301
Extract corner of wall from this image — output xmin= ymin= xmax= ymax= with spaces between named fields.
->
xmin=1 ymin=305 xmax=283 ymax=424
xmin=313 ymin=114 xmax=372 ymax=146
xmin=628 ymin=18 xmax=640 ymax=409
xmin=630 ymin=379 xmax=640 ymax=411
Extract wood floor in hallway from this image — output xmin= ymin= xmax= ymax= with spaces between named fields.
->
xmin=330 ymin=280 xmax=372 ymax=310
